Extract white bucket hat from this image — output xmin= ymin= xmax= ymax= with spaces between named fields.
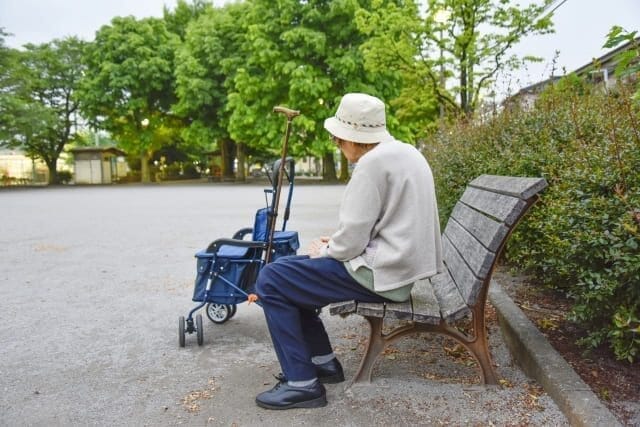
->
xmin=323 ymin=93 xmax=393 ymax=144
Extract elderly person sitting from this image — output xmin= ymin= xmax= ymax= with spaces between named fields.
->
xmin=254 ymin=92 xmax=443 ymax=410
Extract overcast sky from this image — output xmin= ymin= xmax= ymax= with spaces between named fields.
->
xmin=499 ymin=0 xmax=640 ymax=97
xmin=1 ymin=0 xmax=638 ymax=96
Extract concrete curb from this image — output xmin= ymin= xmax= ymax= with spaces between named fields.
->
xmin=489 ymin=282 xmax=621 ymax=427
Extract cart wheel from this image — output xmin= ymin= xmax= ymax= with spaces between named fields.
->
xmin=178 ymin=316 xmax=186 ymax=347
xmin=196 ymin=314 xmax=204 ymax=346
xmin=206 ymin=303 xmax=231 ymax=324
xmin=227 ymin=304 xmax=237 ymax=319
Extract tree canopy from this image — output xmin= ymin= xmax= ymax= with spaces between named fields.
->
xmin=0 ymin=36 xmax=86 ymax=184
xmin=357 ymin=0 xmax=554 ymax=121
xmin=2 ymin=0 xmax=558 ymax=182
xmin=223 ymin=0 xmax=402 ymax=180
xmin=174 ymin=2 xmax=251 ymax=179
xmin=79 ymin=16 xmax=180 ymax=182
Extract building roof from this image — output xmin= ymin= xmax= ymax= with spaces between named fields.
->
xmin=514 ymin=76 xmax=562 ymax=96
xmin=69 ymin=146 xmax=126 ymax=156
xmin=507 ymin=35 xmax=639 ymax=103
xmin=572 ymin=35 xmax=640 ymax=77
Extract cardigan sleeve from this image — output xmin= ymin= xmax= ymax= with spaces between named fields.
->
xmin=326 ymin=167 xmax=382 ymax=261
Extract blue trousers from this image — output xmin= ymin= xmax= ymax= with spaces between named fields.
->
xmin=255 ymin=255 xmax=390 ymax=381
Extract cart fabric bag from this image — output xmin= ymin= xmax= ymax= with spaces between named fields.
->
xmin=191 ymin=252 xmax=258 ymax=304
xmin=271 ymin=230 xmax=300 ymax=261
xmin=191 ymin=231 xmax=299 ymax=304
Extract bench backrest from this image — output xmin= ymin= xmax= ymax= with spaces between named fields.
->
xmin=429 ymin=175 xmax=547 ymax=321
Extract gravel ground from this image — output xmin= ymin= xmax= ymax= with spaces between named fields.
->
xmin=0 ymin=183 xmax=568 ymax=426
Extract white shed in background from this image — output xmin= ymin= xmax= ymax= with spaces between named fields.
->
xmin=70 ymin=147 xmax=127 ymax=184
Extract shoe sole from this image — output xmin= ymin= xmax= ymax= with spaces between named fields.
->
xmin=256 ymin=394 xmax=328 ymax=410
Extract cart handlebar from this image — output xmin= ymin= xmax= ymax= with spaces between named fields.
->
xmin=206 ymin=238 xmax=267 ymax=254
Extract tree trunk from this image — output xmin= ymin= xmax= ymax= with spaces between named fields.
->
xmin=219 ymin=139 xmax=229 ymax=179
xmin=460 ymin=64 xmax=469 ymax=115
xmin=339 ymin=152 xmax=349 ymax=182
xmin=468 ymin=63 xmax=475 ymax=113
xmin=322 ymin=151 xmax=337 ymax=182
xmin=236 ymin=142 xmax=246 ymax=182
xmin=220 ymin=139 xmax=236 ymax=181
xmin=45 ymin=159 xmax=59 ymax=185
xmin=140 ymin=151 xmax=151 ymax=183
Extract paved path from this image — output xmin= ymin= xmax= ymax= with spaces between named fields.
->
xmin=0 ymin=183 xmax=568 ymax=426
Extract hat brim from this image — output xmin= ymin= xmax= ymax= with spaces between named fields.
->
xmin=324 ymin=117 xmax=392 ymax=144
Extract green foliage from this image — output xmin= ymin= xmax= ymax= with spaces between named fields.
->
xmin=222 ymin=0 xmax=401 ymax=181
xmin=355 ymin=0 xmax=438 ymax=141
xmin=174 ymin=2 xmax=250 ymax=179
xmin=608 ymin=305 xmax=640 ymax=363
xmin=79 ymin=16 xmax=180 ymax=182
xmin=57 ymin=170 xmax=73 ymax=184
xmin=3 ymin=2 xmax=559 ymax=183
xmin=427 ymin=79 xmax=640 ymax=362
xmin=0 ymin=28 xmax=13 ymax=89
xmin=604 ymin=26 xmax=640 ymax=102
xmin=163 ymin=0 xmax=212 ymax=40
xmin=0 ymin=36 xmax=86 ymax=184
xmin=357 ymin=0 xmax=554 ymax=123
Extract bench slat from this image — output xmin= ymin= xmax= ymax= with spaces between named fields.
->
xmin=450 ymin=202 xmax=509 ymax=252
xmin=356 ymin=302 xmax=385 ymax=318
xmin=329 ymin=300 xmax=357 ymax=316
xmin=410 ymin=278 xmax=442 ymax=324
xmin=470 ymin=175 xmax=548 ymax=200
xmin=385 ymin=300 xmax=414 ymax=321
xmin=430 ymin=271 xmax=470 ymax=322
xmin=460 ymin=187 xmax=526 ymax=226
xmin=442 ymin=235 xmax=483 ymax=306
xmin=444 ymin=218 xmax=495 ymax=280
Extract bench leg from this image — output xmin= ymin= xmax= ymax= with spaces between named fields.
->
xmin=349 ymin=316 xmax=421 ymax=386
xmin=469 ymin=305 xmax=499 ymax=385
xmin=346 ymin=313 xmax=498 ymax=386
xmin=435 ymin=306 xmax=498 ymax=385
xmin=350 ymin=316 xmax=385 ymax=385
xmin=469 ymin=340 xmax=499 ymax=385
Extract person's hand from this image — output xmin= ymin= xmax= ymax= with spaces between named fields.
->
xmin=307 ymin=236 xmax=330 ymax=258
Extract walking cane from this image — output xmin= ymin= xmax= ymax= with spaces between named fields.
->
xmin=265 ymin=106 xmax=300 ymax=263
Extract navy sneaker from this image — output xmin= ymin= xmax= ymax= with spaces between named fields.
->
xmin=256 ymin=378 xmax=327 ymax=410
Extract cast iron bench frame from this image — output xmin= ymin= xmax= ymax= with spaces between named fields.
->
xmin=329 ymin=175 xmax=548 ymax=386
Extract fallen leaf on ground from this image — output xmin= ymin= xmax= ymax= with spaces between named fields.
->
xmin=180 ymin=377 xmax=217 ymax=413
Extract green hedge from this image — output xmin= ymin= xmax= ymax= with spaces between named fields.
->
xmin=426 ymin=78 xmax=640 ymax=362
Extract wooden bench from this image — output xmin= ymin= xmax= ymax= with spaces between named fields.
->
xmin=329 ymin=175 xmax=548 ymax=386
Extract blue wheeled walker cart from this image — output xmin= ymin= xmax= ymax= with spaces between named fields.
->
xmin=179 ymin=107 xmax=301 ymax=347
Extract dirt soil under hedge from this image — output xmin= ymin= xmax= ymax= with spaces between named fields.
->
xmin=495 ymin=268 xmax=640 ymax=426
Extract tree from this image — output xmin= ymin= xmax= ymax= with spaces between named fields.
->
xmin=226 ymin=0 xmax=400 ymax=181
xmin=0 ymin=29 xmax=19 ymax=144
xmin=357 ymin=0 xmax=554 ymax=120
xmin=80 ymin=17 xmax=179 ymax=182
xmin=163 ymin=0 xmax=212 ymax=41
xmin=175 ymin=2 xmax=250 ymax=181
xmin=0 ymin=36 xmax=86 ymax=184
xmin=0 ymin=28 xmax=13 ymax=92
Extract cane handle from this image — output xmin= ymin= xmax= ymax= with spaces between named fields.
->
xmin=273 ymin=106 xmax=300 ymax=120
